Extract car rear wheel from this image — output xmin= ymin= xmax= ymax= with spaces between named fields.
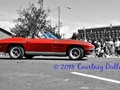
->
xmin=9 ymin=46 xmax=24 ymax=59
xmin=68 ymin=47 xmax=84 ymax=60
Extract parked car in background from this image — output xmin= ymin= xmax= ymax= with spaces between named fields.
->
xmin=0 ymin=28 xmax=94 ymax=60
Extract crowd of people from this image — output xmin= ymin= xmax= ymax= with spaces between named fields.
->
xmin=89 ymin=38 xmax=120 ymax=57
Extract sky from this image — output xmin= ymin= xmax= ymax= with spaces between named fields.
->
xmin=0 ymin=0 xmax=120 ymax=38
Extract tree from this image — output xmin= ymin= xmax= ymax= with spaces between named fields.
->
xmin=11 ymin=0 xmax=60 ymax=38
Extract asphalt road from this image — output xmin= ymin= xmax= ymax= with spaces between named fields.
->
xmin=0 ymin=56 xmax=120 ymax=90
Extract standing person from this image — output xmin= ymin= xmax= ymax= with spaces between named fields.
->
xmin=95 ymin=40 xmax=101 ymax=57
xmin=114 ymin=38 xmax=120 ymax=56
xmin=108 ymin=38 xmax=114 ymax=56
xmin=104 ymin=41 xmax=108 ymax=57
xmin=105 ymin=40 xmax=111 ymax=56
xmin=96 ymin=39 xmax=105 ymax=57
xmin=93 ymin=40 xmax=99 ymax=57
xmin=100 ymin=39 xmax=106 ymax=57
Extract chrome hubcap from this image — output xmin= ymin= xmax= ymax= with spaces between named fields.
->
xmin=70 ymin=48 xmax=80 ymax=59
xmin=11 ymin=47 xmax=21 ymax=58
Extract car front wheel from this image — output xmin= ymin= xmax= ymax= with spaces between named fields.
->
xmin=9 ymin=46 xmax=24 ymax=59
xmin=68 ymin=47 xmax=84 ymax=60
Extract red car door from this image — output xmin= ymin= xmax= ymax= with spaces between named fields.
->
xmin=27 ymin=38 xmax=55 ymax=52
xmin=52 ymin=39 xmax=66 ymax=52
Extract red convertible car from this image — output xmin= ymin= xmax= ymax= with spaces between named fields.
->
xmin=0 ymin=28 xmax=94 ymax=60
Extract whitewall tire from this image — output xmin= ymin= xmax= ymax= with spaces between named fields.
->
xmin=9 ymin=46 xmax=24 ymax=59
xmin=68 ymin=47 xmax=84 ymax=60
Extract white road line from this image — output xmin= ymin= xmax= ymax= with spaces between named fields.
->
xmin=71 ymin=72 xmax=120 ymax=84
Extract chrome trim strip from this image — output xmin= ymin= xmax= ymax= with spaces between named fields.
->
xmin=25 ymin=51 xmax=66 ymax=55
xmin=85 ymin=48 xmax=94 ymax=50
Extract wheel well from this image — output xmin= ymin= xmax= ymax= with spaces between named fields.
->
xmin=66 ymin=45 xmax=85 ymax=56
xmin=7 ymin=44 xmax=25 ymax=53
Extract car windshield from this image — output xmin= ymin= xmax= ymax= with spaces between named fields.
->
xmin=38 ymin=31 xmax=58 ymax=39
